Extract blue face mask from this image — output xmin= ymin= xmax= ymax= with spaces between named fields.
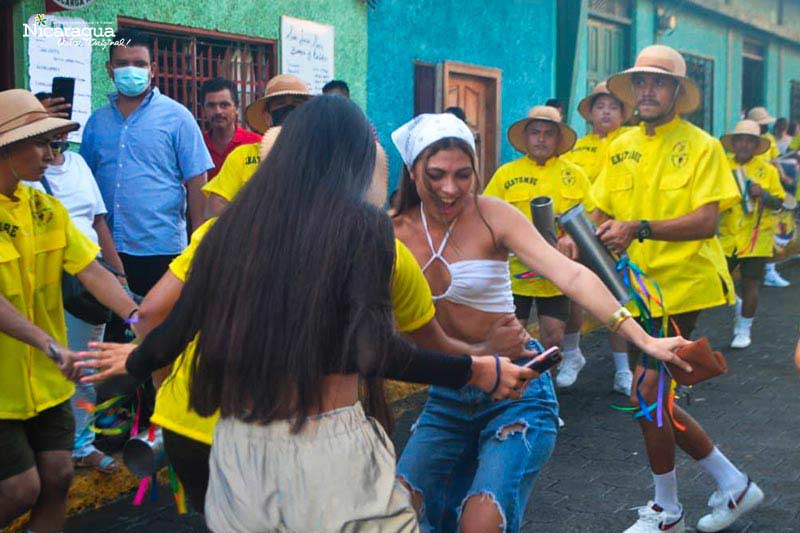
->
xmin=113 ymin=66 xmax=151 ymax=97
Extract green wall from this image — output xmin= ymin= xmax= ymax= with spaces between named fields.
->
xmin=13 ymin=0 xmax=367 ymax=111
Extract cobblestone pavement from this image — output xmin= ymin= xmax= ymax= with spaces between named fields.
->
xmin=64 ymin=262 xmax=800 ymax=532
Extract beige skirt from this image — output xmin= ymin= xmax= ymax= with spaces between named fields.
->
xmin=205 ymin=402 xmax=419 ymax=532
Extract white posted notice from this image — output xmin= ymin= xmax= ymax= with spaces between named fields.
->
xmin=280 ymin=16 xmax=335 ymax=95
xmin=26 ymin=15 xmax=93 ymax=143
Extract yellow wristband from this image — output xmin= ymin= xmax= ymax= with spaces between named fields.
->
xmin=608 ymin=307 xmax=632 ymax=332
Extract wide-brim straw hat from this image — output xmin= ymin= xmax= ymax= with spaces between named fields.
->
xmin=245 ymin=74 xmax=312 ymax=134
xmin=720 ymin=119 xmax=770 ymax=155
xmin=745 ymin=106 xmax=776 ymax=126
xmin=607 ymin=45 xmax=701 ymax=115
xmin=0 ymin=89 xmax=79 ymax=150
xmin=507 ymin=105 xmax=576 ymax=156
xmin=258 ymin=126 xmax=282 ymax=160
xmin=578 ymin=81 xmax=632 ymax=122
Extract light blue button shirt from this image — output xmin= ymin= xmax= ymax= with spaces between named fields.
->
xmin=80 ymin=88 xmax=213 ymax=255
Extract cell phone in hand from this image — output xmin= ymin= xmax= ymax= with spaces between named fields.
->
xmin=51 ymin=77 xmax=75 ymax=120
xmin=523 ymin=346 xmax=562 ymax=373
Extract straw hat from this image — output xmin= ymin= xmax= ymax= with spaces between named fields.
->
xmin=745 ymin=106 xmax=776 ymax=126
xmin=258 ymin=126 xmax=282 ymax=160
xmin=245 ymin=75 xmax=312 ymax=134
xmin=607 ymin=45 xmax=701 ymax=115
xmin=0 ymin=89 xmax=78 ymax=150
xmin=577 ymin=81 xmax=632 ymax=122
xmin=507 ymin=105 xmax=577 ymax=156
xmin=720 ymin=120 xmax=770 ymax=155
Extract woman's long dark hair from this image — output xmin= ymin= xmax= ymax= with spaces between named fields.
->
xmin=170 ymin=95 xmax=394 ymax=429
xmin=394 ymin=137 xmax=497 ymax=247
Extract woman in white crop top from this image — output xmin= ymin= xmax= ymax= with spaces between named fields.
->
xmin=391 ymin=114 xmax=690 ymax=533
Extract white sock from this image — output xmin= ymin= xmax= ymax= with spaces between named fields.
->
xmin=736 ymin=316 xmax=753 ymax=334
xmin=698 ymin=447 xmax=748 ymax=494
xmin=562 ymin=332 xmax=581 ymax=353
xmin=765 ymin=262 xmax=776 ymax=274
xmin=653 ymin=469 xmax=681 ymax=516
xmin=612 ymin=351 xmax=630 ymax=373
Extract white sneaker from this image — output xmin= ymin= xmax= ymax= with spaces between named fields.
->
xmin=730 ymin=332 xmax=751 ymax=349
xmin=555 ymin=350 xmax=586 ymax=388
xmin=764 ymin=269 xmax=790 ymax=287
xmin=696 ymin=480 xmax=764 ymax=532
xmin=614 ymin=370 xmax=634 ymax=395
xmin=623 ymin=502 xmax=685 ymax=532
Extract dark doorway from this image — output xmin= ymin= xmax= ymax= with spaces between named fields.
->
xmin=1 ymin=2 xmax=15 ymax=90
xmin=741 ymin=40 xmax=765 ymax=115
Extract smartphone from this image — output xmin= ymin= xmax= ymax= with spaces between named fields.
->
xmin=523 ymin=346 xmax=562 ymax=373
xmin=51 ymin=77 xmax=76 ymax=120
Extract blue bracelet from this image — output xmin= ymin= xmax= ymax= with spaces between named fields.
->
xmin=487 ymin=354 xmax=501 ymax=396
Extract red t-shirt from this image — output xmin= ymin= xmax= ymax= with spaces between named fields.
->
xmin=203 ymin=125 xmax=262 ymax=179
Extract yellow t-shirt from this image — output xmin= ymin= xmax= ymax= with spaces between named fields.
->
xmin=565 ymin=127 xmax=630 ymax=183
xmin=483 ymin=155 xmax=595 ymax=297
xmin=719 ymin=155 xmax=784 ymax=258
xmin=201 ymin=142 xmax=261 ymax=201
xmin=151 ymin=226 xmax=435 ymax=445
xmin=0 ymin=184 xmax=99 ymax=419
xmin=760 ymin=133 xmax=780 ymax=162
xmin=592 ymin=117 xmax=740 ymax=317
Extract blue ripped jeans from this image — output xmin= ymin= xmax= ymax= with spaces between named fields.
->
xmin=397 ymin=371 xmax=559 ymax=532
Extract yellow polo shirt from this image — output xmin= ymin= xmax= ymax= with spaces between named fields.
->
xmin=565 ymin=127 xmax=630 ymax=183
xmin=151 ymin=224 xmax=435 ymax=445
xmin=0 ymin=184 xmax=99 ymax=420
xmin=719 ymin=154 xmax=784 ymax=258
xmin=593 ymin=117 xmax=740 ymax=317
xmin=201 ymin=142 xmax=261 ymax=201
xmin=484 ymin=155 xmax=594 ymax=298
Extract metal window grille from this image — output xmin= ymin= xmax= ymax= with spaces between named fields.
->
xmin=588 ymin=0 xmax=631 ymax=21
xmin=683 ymin=52 xmax=714 ymax=132
xmin=790 ymin=80 xmax=800 ymax=123
xmin=118 ymin=18 xmax=276 ymax=124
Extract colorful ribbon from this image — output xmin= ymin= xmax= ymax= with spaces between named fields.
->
xmin=615 ymin=256 xmax=685 ymax=431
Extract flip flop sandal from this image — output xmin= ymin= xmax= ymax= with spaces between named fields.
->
xmin=75 ymin=451 xmax=119 ymax=474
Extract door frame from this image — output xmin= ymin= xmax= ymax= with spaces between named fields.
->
xmin=442 ymin=61 xmax=502 ymax=181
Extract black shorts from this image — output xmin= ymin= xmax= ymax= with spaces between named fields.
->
xmin=513 ymin=294 xmax=571 ymax=323
xmin=163 ymin=429 xmax=211 ymax=514
xmin=0 ymin=400 xmax=75 ymax=481
xmin=629 ymin=311 xmax=701 ymax=368
xmin=727 ymin=255 xmax=767 ymax=280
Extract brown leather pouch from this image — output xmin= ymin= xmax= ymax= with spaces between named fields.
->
xmin=666 ymin=337 xmax=728 ymax=386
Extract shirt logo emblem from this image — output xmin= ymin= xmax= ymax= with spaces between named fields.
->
xmin=31 ymin=194 xmax=54 ymax=228
xmin=245 ymin=155 xmax=260 ymax=165
xmin=561 ymin=169 xmax=575 ymax=186
xmin=670 ymin=141 xmax=690 ymax=169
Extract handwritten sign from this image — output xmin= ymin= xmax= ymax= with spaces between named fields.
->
xmin=27 ymin=15 xmax=92 ymax=143
xmin=280 ymin=16 xmax=334 ymax=95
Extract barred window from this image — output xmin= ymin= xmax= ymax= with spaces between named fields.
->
xmin=790 ymin=80 xmax=800 ymax=123
xmin=682 ymin=52 xmax=714 ymax=132
xmin=588 ymin=0 xmax=631 ymax=22
xmin=117 ymin=17 xmax=276 ymax=124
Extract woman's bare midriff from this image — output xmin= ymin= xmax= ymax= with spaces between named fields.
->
xmin=434 ymin=298 xmax=509 ymax=348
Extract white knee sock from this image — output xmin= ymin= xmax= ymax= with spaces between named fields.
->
xmin=698 ymin=447 xmax=748 ymax=493
xmin=562 ymin=332 xmax=581 ymax=353
xmin=765 ymin=262 xmax=776 ymax=274
xmin=653 ymin=469 xmax=681 ymax=516
xmin=612 ymin=351 xmax=630 ymax=373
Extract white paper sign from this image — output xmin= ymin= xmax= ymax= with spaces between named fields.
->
xmin=280 ymin=16 xmax=335 ymax=95
xmin=26 ymin=15 xmax=93 ymax=143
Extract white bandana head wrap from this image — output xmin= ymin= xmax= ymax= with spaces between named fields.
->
xmin=391 ymin=113 xmax=476 ymax=168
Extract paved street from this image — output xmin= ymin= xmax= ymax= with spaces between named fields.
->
xmin=64 ymin=262 xmax=800 ymax=532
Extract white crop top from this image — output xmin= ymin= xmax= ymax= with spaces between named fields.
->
xmin=419 ymin=204 xmax=515 ymax=313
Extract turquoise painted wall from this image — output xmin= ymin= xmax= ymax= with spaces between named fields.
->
xmin=13 ymin=0 xmax=367 ymax=110
xmin=778 ymin=44 xmax=800 ymax=119
xmin=367 ymin=0 xmax=557 ymax=192
xmin=659 ymin=8 xmax=730 ymax=136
